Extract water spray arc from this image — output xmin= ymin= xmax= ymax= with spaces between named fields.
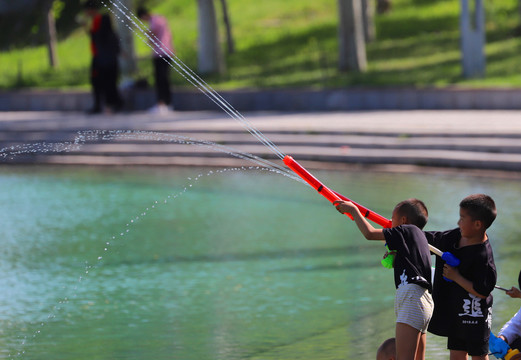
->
xmin=104 ymin=0 xmax=286 ymax=161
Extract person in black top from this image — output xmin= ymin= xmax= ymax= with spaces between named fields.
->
xmin=425 ymin=194 xmax=497 ymax=360
xmin=334 ymin=198 xmax=433 ymax=360
xmin=84 ymin=0 xmax=123 ymax=114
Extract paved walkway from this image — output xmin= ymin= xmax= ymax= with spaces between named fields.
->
xmin=1 ymin=109 xmax=521 ymax=173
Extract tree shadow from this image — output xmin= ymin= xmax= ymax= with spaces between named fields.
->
xmin=218 ymin=21 xmax=465 ymax=88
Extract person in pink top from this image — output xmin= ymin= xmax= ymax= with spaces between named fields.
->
xmin=137 ymin=6 xmax=175 ymax=114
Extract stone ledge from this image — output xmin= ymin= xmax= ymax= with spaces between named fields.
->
xmin=2 ymin=87 xmax=521 ymax=112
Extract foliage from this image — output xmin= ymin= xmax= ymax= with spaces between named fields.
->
xmin=0 ymin=0 xmax=521 ymax=90
xmin=0 ymin=0 xmax=83 ymax=50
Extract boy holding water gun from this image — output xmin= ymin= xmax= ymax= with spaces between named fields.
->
xmin=334 ymin=198 xmax=433 ymax=360
xmin=425 ymin=194 xmax=497 ymax=360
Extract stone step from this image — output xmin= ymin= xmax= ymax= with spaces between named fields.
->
xmin=2 ymin=130 xmax=521 ymax=154
xmin=4 ymin=142 xmax=521 ymax=171
xmin=2 ymin=110 xmax=521 ymax=172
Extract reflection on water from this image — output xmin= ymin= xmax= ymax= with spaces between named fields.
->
xmin=1 ymin=165 xmax=520 ymax=359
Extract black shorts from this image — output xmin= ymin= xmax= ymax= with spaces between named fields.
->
xmin=448 ymin=335 xmax=489 ymax=356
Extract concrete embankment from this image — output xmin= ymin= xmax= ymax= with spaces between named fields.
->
xmin=3 ymin=87 xmax=521 ymax=112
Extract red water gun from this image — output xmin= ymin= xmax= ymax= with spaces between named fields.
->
xmin=284 ymin=155 xmax=460 ymax=273
xmin=283 ymin=155 xmax=392 ymax=228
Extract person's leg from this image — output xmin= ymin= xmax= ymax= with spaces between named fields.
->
xmin=153 ymin=57 xmax=171 ymax=105
xmin=396 ymin=322 xmax=421 ymax=360
xmin=414 ymin=332 xmax=427 ymax=360
xmin=450 ymin=350 xmax=468 ymax=360
xmin=104 ymin=63 xmax=123 ymax=111
xmin=90 ymin=61 xmax=102 ymax=113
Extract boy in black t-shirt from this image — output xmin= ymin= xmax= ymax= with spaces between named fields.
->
xmin=334 ymin=198 xmax=433 ymax=360
xmin=425 ymin=194 xmax=497 ymax=360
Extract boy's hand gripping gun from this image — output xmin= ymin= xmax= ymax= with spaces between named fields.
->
xmin=489 ymin=332 xmax=520 ymax=359
xmin=428 ymin=244 xmax=460 ymax=282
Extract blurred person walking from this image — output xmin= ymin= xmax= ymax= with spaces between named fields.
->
xmin=137 ymin=6 xmax=175 ymax=114
xmin=84 ymin=0 xmax=123 ymax=114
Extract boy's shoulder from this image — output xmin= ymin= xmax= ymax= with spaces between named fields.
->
xmin=384 ymin=224 xmax=429 ymax=244
xmin=402 ymin=224 xmax=427 ymax=236
xmin=424 ymin=227 xmax=460 ymax=238
xmin=385 ymin=224 xmax=423 ymax=236
xmin=460 ymin=239 xmax=494 ymax=257
xmin=456 ymin=240 xmax=496 ymax=272
xmin=424 ymin=227 xmax=460 ymax=248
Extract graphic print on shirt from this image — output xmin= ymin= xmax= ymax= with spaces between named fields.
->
xmin=398 ymin=269 xmax=408 ymax=288
xmin=459 ymin=293 xmax=483 ymax=319
xmin=486 ymin=308 xmax=492 ymax=329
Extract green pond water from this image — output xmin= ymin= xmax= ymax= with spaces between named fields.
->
xmin=1 ymin=165 xmax=520 ymax=360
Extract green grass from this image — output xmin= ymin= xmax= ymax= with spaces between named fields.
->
xmin=1 ymin=0 xmax=521 ymax=90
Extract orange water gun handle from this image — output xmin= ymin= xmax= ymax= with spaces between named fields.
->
xmin=283 ymin=155 xmax=392 ymax=228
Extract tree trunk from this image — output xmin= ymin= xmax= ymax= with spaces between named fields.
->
xmin=337 ymin=0 xmax=367 ymax=72
xmin=197 ymin=0 xmax=225 ymax=75
xmin=218 ymin=0 xmax=235 ymax=54
xmin=114 ymin=0 xmax=137 ymax=86
xmin=361 ymin=0 xmax=375 ymax=42
xmin=518 ymin=0 xmax=521 ymax=34
xmin=460 ymin=0 xmax=485 ymax=78
xmin=44 ymin=0 xmax=58 ymax=68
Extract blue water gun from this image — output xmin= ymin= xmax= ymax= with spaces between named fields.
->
xmin=489 ymin=332 xmax=520 ymax=359
xmin=428 ymin=244 xmax=460 ymax=282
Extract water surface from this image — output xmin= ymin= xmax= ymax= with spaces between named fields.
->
xmin=1 ymin=165 xmax=519 ymax=359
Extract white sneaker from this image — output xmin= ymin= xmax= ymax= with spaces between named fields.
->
xmin=148 ymin=104 xmax=170 ymax=115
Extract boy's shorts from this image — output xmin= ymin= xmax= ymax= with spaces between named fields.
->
xmin=447 ymin=335 xmax=489 ymax=356
xmin=395 ymin=283 xmax=433 ymax=333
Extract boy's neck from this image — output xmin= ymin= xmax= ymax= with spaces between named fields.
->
xmin=460 ymin=232 xmax=488 ymax=247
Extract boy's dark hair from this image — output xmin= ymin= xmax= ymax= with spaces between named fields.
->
xmin=394 ymin=198 xmax=428 ymax=230
xmin=137 ymin=6 xmax=149 ymax=19
xmin=459 ymin=194 xmax=496 ymax=229
xmin=377 ymin=337 xmax=396 ymax=358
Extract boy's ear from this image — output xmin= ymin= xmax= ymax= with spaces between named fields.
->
xmin=400 ymin=215 xmax=408 ymax=225
xmin=473 ymin=219 xmax=484 ymax=230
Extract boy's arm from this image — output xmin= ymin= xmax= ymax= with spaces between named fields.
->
xmin=442 ymin=265 xmax=488 ymax=299
xmin=506 ymin=286 xmax=521 ymax=299
xmin=333 ymin=200 xmax=385 ymax=241
xmin=499 ymin=307 xmax=521 ymax=345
